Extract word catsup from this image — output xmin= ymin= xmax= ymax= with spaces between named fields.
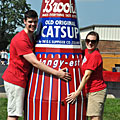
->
xmin=41 ymin=26 xmax=79 ymax=39
xmin=43 ymin=0 xmax=76 ymax=14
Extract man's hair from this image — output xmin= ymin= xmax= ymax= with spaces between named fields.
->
xmin=86 ymin=31 xmax=99 ymax=43
xmin=24 ymin=10 xmax=38 ymax=20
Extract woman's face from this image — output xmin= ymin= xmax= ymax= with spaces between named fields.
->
xmin=85 ymin=35 xmax=98 ymax=51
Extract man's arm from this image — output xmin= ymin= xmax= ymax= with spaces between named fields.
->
xmin=23 ymin=53 xmax=71 ymax=82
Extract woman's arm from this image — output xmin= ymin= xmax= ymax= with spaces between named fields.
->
xmin=66 ymin=69 xmax=93 ymax=104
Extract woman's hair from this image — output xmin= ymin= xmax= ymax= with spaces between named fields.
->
xmin=24 ymin=10 xmax=38 ymax=20
xmin=86 ymin=31 xmax=99 ymax=43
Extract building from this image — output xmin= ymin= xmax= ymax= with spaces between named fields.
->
xmin=80 ymin=25 xmax=120 ymax=71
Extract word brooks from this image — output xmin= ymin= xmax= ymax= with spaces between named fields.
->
xmin=43 ymin=0 xmax=76 ymax=14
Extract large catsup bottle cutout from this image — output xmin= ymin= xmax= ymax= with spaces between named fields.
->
xmin=26 ymin=0 xmax=86 ymax=120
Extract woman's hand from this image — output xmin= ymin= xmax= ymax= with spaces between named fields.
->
xmin=65 ymin=70 xmax=93 ymax=104
xmin=65 ymin=92 xmax=78 ymax=104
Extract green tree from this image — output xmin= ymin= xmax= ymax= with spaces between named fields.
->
xmin=0 ymin=0 xmax=31 ymax=50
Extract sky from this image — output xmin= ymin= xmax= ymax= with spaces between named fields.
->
xmin=26 ymin=0 xmax=120 ymax=28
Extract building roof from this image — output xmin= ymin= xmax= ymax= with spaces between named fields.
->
xmin=80 ymin=24 xmax=120 ymax=30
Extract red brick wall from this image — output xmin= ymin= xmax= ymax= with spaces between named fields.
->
xmin=98 ymin=40 xmax=120 ymax=52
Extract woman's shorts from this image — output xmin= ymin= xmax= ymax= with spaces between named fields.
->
xmin=86 ymin=88 xmax=107 ymax=117
xmin=4 ymin=81 xmax=25 ymax=117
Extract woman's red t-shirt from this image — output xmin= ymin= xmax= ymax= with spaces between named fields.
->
xmin=82 ymin=49 xmax=107 ymax=93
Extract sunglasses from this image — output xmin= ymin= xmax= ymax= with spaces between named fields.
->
xmin=85 ymin=39 xmax=97 ymax=44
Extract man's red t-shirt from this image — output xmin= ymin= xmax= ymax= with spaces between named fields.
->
xmin=82 ymin=49 xmax=107 ymax=93
xmin=2 ymin=30 xmax=34 ymax=88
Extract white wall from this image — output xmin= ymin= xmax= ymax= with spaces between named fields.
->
xmin=80 ymin=26 xmax=120 ymax=41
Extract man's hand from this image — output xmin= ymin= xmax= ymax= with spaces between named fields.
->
xmin=57 ymin=68 xmax=71 ymax=82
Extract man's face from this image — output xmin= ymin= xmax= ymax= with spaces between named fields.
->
xmin=24 ymin=17 xmax=38 ymax=33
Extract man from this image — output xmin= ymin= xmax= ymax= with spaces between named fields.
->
xmin=4 ymin=49 xmax=8 ymax=65
xmin=2 ymin=10 xmax=71 ymax=120
xmin=1 ymin=49 xmax=5 ymax=65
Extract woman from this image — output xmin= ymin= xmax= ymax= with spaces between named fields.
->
xmin=66 ymin=31 xmax=107 ymax=120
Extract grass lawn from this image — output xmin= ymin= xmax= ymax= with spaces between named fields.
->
xmin=0 ymin=98 xmax=120 ymax=120
xmin=104 ymin=98 xmax=120 ymax=120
